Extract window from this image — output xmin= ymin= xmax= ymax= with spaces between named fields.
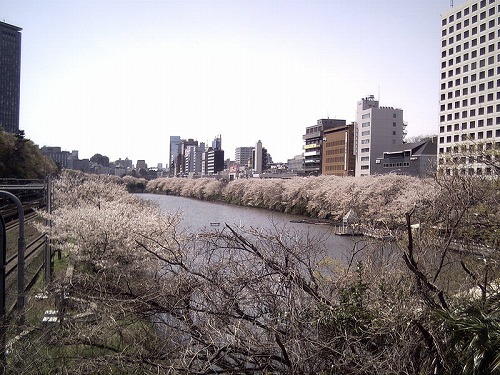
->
xmin=471 ymin=97 xmax=477 ymax=104
xmin=361 ymin=139 xmax=370 ymax=144
xmin=479 ymin=107 xmax=485 ymax=115
xmin=462 ymin=122 xmax=468 ymax=130
xmin=360 ymin=165 xmax=369 ymax=170
xmin=470 ymin=109 xmax=476 ymax=116
xmin=487 ymin=105 xmax=493 ymax=113
xmin=360 ymin=157 xmax=369 ymax=161
xmin=361 ymin=147 xmax=369 ymax=153
xmin=454 ymin=123 xmax=460 ymax=130
xmin=479 ymin=95 xmax=485 ymax=103
xmin=361 ymin=130 xmax=370 ymax=136
xmin=470 ymin=121 xmax=476 ymax=128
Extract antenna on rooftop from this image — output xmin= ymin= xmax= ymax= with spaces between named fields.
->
xmin=450 ymin=0 xmax=453 ymax=7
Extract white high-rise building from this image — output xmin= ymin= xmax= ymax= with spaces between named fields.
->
xmin=439 ymin=0 xmax=500 ymax=176
xmin=354 ymin=96 xmax=405 ymax=176
xmin=253 ymin=140 xmax=263 ymax=174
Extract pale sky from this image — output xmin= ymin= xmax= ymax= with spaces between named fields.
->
xmin=4 ymin=0 xmax=465 ymax=166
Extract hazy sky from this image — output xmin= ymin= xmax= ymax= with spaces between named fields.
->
xmin=4 ymin=0 xmax=464 ymax=166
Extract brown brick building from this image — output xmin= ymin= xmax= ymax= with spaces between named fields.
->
xmin=322 ymin=122 xmax=356 ymax=176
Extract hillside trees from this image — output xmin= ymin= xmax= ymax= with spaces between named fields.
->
xmin=0 ymin=130 xmax=57 ymax=178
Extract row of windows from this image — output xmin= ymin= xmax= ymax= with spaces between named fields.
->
xmin=382 ymin=162 xmax=410 ymax=168
xmin=324 ymin=165 xmax=346 ymax=171
xmin=440 ymin=84 xmax=500 ymax=101
xmin=324 ymin=140 xmax=345 ymax=148
xmin=324 ymin=148 xmax=345 ymax=156
xmin=442 ymin=38 xmax=499 ymax=59
xmin=324 ymin=156 xmax=345 ymax=164
xmin=441 ymin=72 xmax=498 ymax=90
xmin=443 ymin=141 xmax=499 ymax=153
xmin=442 ymin=24 xmax=498 ymax=49
xmin=439 ymin=129 xmax=500 ymax=143
xmin=441 ymin=118 xmax=500 ymax=131
xmin=440 ymin=105 xmax=500 ymax=121
xmin=442 ymin=0 xmax=495 ymax=26
xmin=443 ymin=11 xmax=498 ymax=36
xmin=440 ymin=93 xmax=500 ymax=112
xmin=442 ymin=166 xmax=496 ymax=175
xmin=441 ymin=53 xmax=500 ymax=79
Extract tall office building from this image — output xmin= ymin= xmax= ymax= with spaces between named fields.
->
xmin=439 ymin=0 xmax=500 ymax=176
xmin=0 ymin=21 xmax=22 ymax=134
xmin=169 ymin=136 xmax=181 ymax=176
xmin=354 ymin=96 xmax=405 ymax=176
xmin=235 ymin=147 xmax=254 ymax=167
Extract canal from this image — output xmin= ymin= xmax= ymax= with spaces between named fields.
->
xmin=140 ymin=193 xmax=361 ymax=261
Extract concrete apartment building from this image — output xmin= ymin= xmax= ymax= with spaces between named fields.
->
xmin=303 ymin=119 xmax=346 ymax=175
xmin=322 ymin=122 xmax=356 ymax=176
xmin=0 ymin=21 xmax=22 ymax=134
xmin=439 ymin=0 xmax=500 ymax=176
xmin=354 ymin=96 xmax=405 ymax=176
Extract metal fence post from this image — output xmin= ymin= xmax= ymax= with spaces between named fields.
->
xmin=44 ymin=176 xmax=52 ymax=285
xmin=0 ymin=214 xmax=6 ymax=374
xmin=0 ymin=192 xmax=25 ymax=321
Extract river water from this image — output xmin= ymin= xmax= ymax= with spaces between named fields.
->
xmin=140 ymin=193 xmax=361 ymax=261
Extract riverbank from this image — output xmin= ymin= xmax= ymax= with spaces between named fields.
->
xmin=145 ymin=175 xmax=436 ymax=230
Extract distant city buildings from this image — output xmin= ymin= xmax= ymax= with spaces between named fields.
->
xmin=354 ymin=96 xmax=406 ymax=177
xmin=0 ymin=21 xmax=22 ymax=134
xmin=439 ymin=0 xmax=500 ymax=176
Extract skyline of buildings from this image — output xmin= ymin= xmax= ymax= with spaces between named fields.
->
xmin=4 ymin=0 xmax=500 ymax=178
